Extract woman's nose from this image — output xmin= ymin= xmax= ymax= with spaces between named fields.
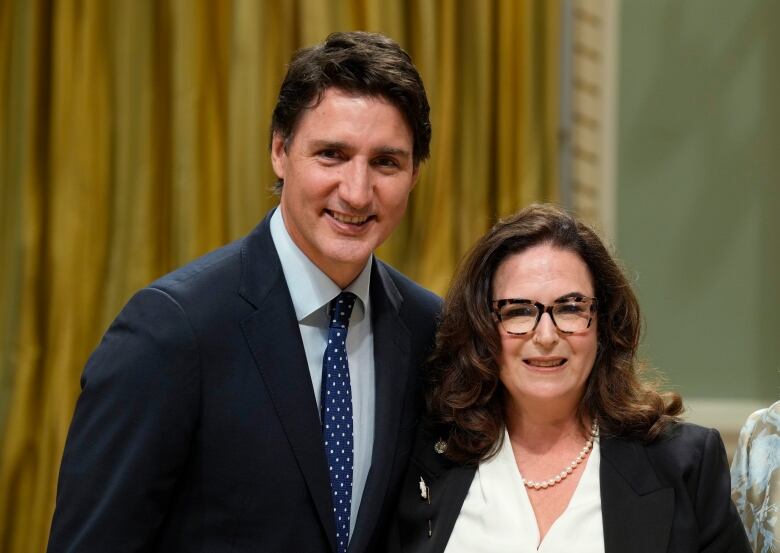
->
xmin=532 ymin=312 xmax=559 ymax=346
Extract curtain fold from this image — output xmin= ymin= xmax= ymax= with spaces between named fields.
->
xmin=0 ymin=1 xmax=559 ymax=549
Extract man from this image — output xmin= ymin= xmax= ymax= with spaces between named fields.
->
xmin=48 ymin=31 xmax=440 ymax=552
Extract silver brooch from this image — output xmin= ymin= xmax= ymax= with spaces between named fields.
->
xmin=434 ymin=439 xmax=447 ymax=454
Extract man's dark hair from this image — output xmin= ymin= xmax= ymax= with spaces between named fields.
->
xmin=270 ymin=31 xmax=431 ymax=191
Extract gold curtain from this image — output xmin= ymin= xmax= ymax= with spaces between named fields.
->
xmin=0 ymin=1 xmax=559 ymax=550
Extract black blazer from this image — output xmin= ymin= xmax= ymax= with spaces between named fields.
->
xmin=393 ymin=423 xmax=751 ymax=553
xmin=48 ymin=209 xmax=441 ymax=553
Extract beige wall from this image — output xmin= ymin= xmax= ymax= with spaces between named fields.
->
xmin=615 ymin=0 xmax=780 ymax=449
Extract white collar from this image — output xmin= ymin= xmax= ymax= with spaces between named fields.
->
xmin=269 ymin=208 xmax=371 ymax=326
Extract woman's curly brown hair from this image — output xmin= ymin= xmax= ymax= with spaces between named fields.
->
xmin=426 ymin=204 xmax=683 ymax=465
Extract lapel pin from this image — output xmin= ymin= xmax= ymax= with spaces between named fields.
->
xmin=434 ymin=438 xmax=447 ymax=454
xmin=418 ymin=476 xmax=430 ymax=502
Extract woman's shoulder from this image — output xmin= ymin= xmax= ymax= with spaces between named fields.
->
xmin=407 ymin=423 xmax=463 ymax=476
xmin=607 ymin=420 xmax=720 ymax=446
xmin=739 ymin=400 xmax=780 ymax=441
xmin=604 ymin=421 xmax=726 ymax=475
xmin=731 ymin=401 xmax=780 ymax=495
xmin=650 ymin=420 xmax=724 ymax=454
xmin=653 ymin=420 xmax=721 ymax=445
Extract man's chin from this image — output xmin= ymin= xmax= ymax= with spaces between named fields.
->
xmin=306 ymin=240 xmax=377 ymax=286
xmin=327 ymin=246 xmax=375 ymax=269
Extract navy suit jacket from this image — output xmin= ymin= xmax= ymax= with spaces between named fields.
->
xmin=393 ymin=422 xmax=751 ymax=553
xmin=48 ymin=209 xmax=441 ymax=553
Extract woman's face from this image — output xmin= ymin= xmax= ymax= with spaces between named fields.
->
xmin=492 ymin=244 xmax=598 ymax=411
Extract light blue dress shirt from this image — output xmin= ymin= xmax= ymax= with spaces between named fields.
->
xmin=269 ymin=208 xmax=375 ymax=539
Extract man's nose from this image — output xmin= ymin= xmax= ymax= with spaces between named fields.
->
xmin=339 ymin=161 xmax=373 ymax=209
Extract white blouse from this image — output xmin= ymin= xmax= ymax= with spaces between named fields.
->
xmin=443 ymin=430 xmax=605 ymax=553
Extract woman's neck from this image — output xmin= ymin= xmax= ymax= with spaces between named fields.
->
xmin=504 ymin=399 xmax=590 ymax=448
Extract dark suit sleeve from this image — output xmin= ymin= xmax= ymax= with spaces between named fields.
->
xmin=694 ymin=428 xmax=752 ymax=553
xmin=48 ymin=287 xmax=200 ymax=552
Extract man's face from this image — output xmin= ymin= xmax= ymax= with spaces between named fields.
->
xmin=272 ymin=87 xmax=419 ymax=288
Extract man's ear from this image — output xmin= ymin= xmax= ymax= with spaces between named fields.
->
xmin=270 ymin=132 xmax=287 ymax=180
xmin=411 ymin=164 xmax=421 ymax=190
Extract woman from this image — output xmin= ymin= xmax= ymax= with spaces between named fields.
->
xmin=731 ymin=400 xmax=780 ymax=552
xmin=392 ymin=205 xmax=750 ymax=553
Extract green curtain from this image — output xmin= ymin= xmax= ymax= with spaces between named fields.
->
xmin=0 ymin=1 xmax=559 ymax=550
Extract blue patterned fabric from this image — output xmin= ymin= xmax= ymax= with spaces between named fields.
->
xmin=322 ymin=292 xmax=357 ymax=553
xmin=731 ymin=400 xmax=780 ymax=553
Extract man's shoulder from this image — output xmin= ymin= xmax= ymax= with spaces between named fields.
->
xmin=150 ymin=213 xmax=276 ymax=300
xmin=373 ymin=258 xmax=442 ymax=313
xmin=150 ymin=238 xmax=245 ymax=296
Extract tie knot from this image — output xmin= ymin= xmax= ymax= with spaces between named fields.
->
xmin=328 ymin=292 xmax=357 ymax=329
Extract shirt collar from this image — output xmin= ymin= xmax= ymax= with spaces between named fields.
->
xmin=269 ymin=208 xmax=371 ymax=326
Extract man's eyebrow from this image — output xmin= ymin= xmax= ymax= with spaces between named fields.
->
xmin=309 ymin=139 xmax=350 ymax=150
xmin=374 ymin=146 xmax=411 ymax=158
xmin=307 ymin=140 xmax=411 ymax=158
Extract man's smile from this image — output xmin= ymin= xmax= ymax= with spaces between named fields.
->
xmin=325 ymin=209 xmax=372 ymax=226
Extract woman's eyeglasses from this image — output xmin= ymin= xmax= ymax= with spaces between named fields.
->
xmin=491 ymin=296 xmax=597 ymax=335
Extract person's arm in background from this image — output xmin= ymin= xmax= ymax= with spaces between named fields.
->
xmin=730 ymin=402 xmax=780 ymax=553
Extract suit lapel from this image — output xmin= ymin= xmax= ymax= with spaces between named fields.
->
xmin=600 ymin=436 xmax=674 ymax=553
xmin=239 ymin=212 xmax=337 ymax=553
xmin=349 ymin=261 xmax=411 ymax=552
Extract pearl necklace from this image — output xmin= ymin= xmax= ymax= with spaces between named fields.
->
xmin=521 ymin=420 xmax=599 ymax=491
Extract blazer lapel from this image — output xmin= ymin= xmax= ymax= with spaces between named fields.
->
xmin=239 ymin=212 xmax=337 ymax=553
xmin=348 ymin=261 xmax=411 ymax=552
xmin=600 ymin=436 xmax=674 ymax=553
xmin=403 ymin=430 xmax=476 ymax=553
xmin=400 ymin=432 xmax=676 ymax=553
xmin=423 ymin=465 xmax=476 ymax=553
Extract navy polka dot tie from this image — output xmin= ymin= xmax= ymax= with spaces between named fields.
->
xmin=321 ymin=292 xmax=357 ymax=553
